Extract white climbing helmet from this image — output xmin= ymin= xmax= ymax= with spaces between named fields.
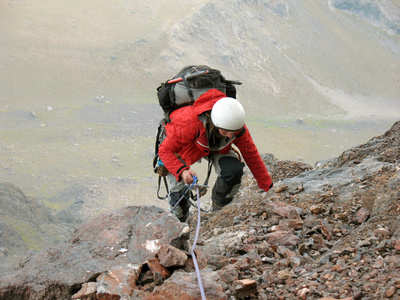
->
xmin=211 ymin=97 xmax=245 ymax=131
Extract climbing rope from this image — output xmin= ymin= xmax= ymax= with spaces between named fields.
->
xmin=191 ymin=182 xmax=206 ymax=300
xmin=169 ymin=176 xmax=207 ymax=300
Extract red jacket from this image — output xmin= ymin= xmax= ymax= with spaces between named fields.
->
xmin=158 ymin=89 xmax=273 ymax=191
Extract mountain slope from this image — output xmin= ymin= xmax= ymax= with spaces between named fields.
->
xmin=1 ymin=0 xmax=399 ymax=121
xmin=0 ymin=183 xmax=80 ymax=272
xmin=148 ymin=0 xmax=400 ymax=119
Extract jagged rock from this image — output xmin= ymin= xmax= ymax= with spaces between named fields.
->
xmin=283 ymin=218 xmax=304 ymax=230
xmin=96 ymin=264 xmax=141 ymax=299
xmin=395 ymin=240 xmax=400 ymax=251
xmin=325 ymin=120 xmax=400 ymax=168
xmin=268 ymin=201 xmax=303 ymax=219
xmin=133 ymin=269 xmax=226 ymax=300
xmin=217 ymin=263 xmax=239 ymax=284
xmin=71 ymin=282 xmax=97 ymax=300
xmin=183 ymin=249 xmax=208 ymax=272
xmin=355 ymin=207 xmax=370 ymax=223
xmin=320 ymin=219 xmax=333 ymax=241
xmin=310 ymin=204 xmax=325 ymax=214
xmin=232 ymin=279 xmax=258 ymax=298
xmin=276 ymin=269 xmax=295 ymax=280
xmin=0 ymin=206 xmax=188 ymax=300
xmin=146 ymin=258 xmax=171 ymax=282
xmin=265 ymin=230 xmax=300 ymax=247
xmin=158 ymin=244 xmax=188 ymax=267
xmin=297 ymin=287 xmax=311 ymax=299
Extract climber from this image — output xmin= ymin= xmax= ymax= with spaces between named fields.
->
xmin=158 ymin=89 xmax=273 ymax=222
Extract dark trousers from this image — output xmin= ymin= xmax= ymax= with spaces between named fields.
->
xmin=167 ymin=151 xmax=244 ymax=221
xmin=211 ymin=155 xmax=244 ymax=211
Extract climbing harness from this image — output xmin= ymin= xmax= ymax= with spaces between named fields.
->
xmin=170 ymin=176 xmax=207 ymax=300
xmin=169 ymin=175 xmax=209 ymax=214
xmin=160 ymin=155 xmax=214 ymax=205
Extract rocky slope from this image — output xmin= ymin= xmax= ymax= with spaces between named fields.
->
xmin=0 ymin=183 xmax=80 ymax=272
xmin=0 ymin=120 xmax=399 ymax=299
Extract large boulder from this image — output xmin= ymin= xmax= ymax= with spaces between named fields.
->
xmin=0 ymin=205 xmax=188 ymax=300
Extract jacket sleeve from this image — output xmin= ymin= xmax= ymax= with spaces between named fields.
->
xmin=234 ymin=125 xmax=273 ymax=192
xmin=158 ymin=116 xmax=198 ymax=182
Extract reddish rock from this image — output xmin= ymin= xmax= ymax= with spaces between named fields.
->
xmin=136 ymin=270 xmax=226 ymax=300
xmin=96 ymin=264 xmax=141 ymax=299
xmin=268 ymin=201 xmax=302 ymax=219
xmin=386 ymin=286 xmax=397 ymax=298
xmin=158 ymin=244 xmax=188 ymax=267
xmin=311 ymin=233 xmax=326 ymax=250
xmin=232 ymin=279 xmax=257 ymax=298
xmin=71 ymin=282 xmax=97 ymax=300
xmin=355 ymin=207 xmax=370 ymax=224
xmin=321 ymin=219 xmax=333 ymax=241
xmin=217 ymin=263 xmax=239 ymax=284
xmin=332 ymin=264 xmax=345 ymax=273
xmin=276 ymin=246 xmax=296 ymax=258
xmin=265 ymin=230 xmax=300 ymax=247
xmin=310 ymin=204 xmax=324 ymax=214
xmin=297 ymin=287 xmax=310 ymax=299
xmin=287 ymin=218 xmax=304 ymax=230
xmin=395 ymin=240 xmax=400 ymax=251
xmin=277 ymin=270 xmax=295 ymax=280
xmin=239 ymin=243 xmax=258 ymax=253
xmin=183 ymin=249 xmax=208 ymax=272
xmin=146 ymin=258 xmax=171 ymax=280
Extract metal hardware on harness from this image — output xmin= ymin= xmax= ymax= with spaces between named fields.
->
xmin=156 ymin=144 xmax=213 ymax=202
xmin=169 ymin=176 xmax=209 ymax=213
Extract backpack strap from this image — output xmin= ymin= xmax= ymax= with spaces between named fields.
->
xmin=181 ymin=75 xmax=195 ymax=102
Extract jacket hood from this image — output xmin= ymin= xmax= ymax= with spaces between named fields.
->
xmin=193 ymin=89 xmax=227 ymax=115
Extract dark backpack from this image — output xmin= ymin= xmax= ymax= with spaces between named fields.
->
xmin=156 ymin=65 xmax=241 ymax=120
xmin=153 ymin=65 xmax=241 ymax=199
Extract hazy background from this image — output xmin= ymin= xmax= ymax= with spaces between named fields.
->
xmin=1 ymin=0 xmax=399 ymax=220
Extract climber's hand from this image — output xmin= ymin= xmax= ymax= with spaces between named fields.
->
xmin=181 ymin=169 xmax=197 ymax=185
